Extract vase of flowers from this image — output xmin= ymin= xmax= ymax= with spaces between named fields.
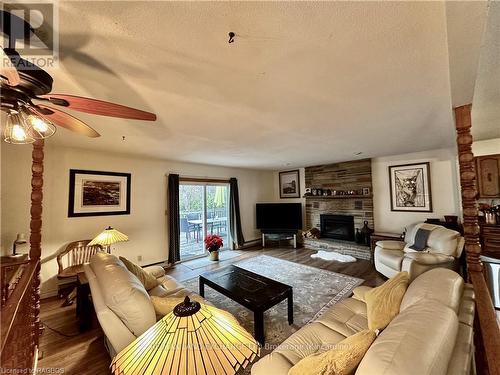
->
xmin=205 ymin=234 xmax=223 ymax=261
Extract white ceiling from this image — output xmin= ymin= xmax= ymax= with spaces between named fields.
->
xmin=472 ymin=1 xmax=500 ymax=141
xmin=34 ymin=1 xmax=491 ymax=169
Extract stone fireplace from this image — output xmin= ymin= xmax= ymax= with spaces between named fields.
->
xmin=303 ymin=159 xmax=374 ymax=260
xmin=305 ymin=159 xmax=374 ymax=233
xmin=320 ymin=214 xmax=355 ymax=241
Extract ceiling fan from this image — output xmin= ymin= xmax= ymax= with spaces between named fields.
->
xmin=0 ymin=11 xmax=156 ymax=144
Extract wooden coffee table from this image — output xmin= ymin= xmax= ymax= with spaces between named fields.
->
xmin=199 ymin=265 xmax=293 ymax=345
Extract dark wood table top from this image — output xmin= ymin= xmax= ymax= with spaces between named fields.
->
xmin=199 ymin=265 xmax=292 ymax=311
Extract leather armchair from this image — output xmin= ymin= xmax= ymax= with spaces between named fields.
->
xmin=374 ymin=223 xmax=464 ymax=280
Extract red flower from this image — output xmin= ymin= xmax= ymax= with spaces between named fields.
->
xmin=204 ymin=234 xmax=223 ymax=252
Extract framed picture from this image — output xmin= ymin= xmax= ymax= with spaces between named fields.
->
xmin=389 ymin=162 xmax=432 ymax=212
xmin=362 ymin=187 xmax=370 ymax=195
xmin=68 ymin=169 xmax=131 ymax=217
xmin=279 ymin=170 xmax=300 ymax=198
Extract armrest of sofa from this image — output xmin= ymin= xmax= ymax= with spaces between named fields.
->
xmin=352 ymin=286 xmax=372 ymax=302
xmin=251 ymin=352 xmax=293 ymax=375
xmin=402 ymin=253 xmax=457 ymax=281
xmin=376 ymin=240 xmax=405 ymax=250
xmin=403 ymin=252 xmax=454 ymax=265
xmin=143 ymin=265 xmax=166 ymax=279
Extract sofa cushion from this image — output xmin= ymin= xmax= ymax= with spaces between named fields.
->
xmin=315 ymin=298 xmax=368 ymax=337
xmin=400 ymin=268 xmax=464 ymax=313
xmin=288 ymin=329 xmax=377 ymax=375
xmin=148 ymin=275 xmax=186 ymax=298
xmin=405 ymin=223 xmax=461 ymax=257
xmin=90 ymin=252 xmax=156 ymax=337
xmin=365 ymin=272 xmax=409 ymax=330
xmin=142 ymin=265 xmax=166 ymax=279
xmin=273 ymin=322 xmax=346 ymax=365
xmin=376 ymin=248 xmax=405 ymax=270
xmin=119 ymin=256 xmax=159 ymax=291
xmin=356 ymin=302 xmax=458 ymax=375
xmin=446 ymin=323 xmax=474 ymax=375
xmin=458 ymin=284 xmax=475 ymax=327
xmin=427 ymin=226 xmax=461 ymax=257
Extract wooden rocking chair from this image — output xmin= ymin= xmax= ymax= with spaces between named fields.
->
xmin=56 ymin=240 xmax=105 ymax=306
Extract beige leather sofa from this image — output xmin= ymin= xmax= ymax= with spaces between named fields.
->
xmin=83 ymin=252 xmax=202 ymax=357
xmin=251 ymin=268 xmax=475 ymax=375
xmin=375 ymin=223 xmax=464 ymax=281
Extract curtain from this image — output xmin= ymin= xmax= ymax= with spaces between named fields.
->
xmin=167 ymin=174 xmax=181 ymax=263
xmin=229 ymin=177 xmax=245 ymax=248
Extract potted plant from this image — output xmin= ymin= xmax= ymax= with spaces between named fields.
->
xmin=205 ymin=234 xmax=223 ymax=261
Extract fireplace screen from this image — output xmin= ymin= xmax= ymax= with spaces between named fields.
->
xmin=320 ymin=214 xmax=355 ymax=241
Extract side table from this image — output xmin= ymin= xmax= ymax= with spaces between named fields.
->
xmin=369 ymin=232 xmax=403 ymax=264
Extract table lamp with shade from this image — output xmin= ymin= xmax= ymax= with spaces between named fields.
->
xmin=88 ymin=226 xmax=128 ymax=252
xmin=111 ymin=296 xmax=260 ymax=375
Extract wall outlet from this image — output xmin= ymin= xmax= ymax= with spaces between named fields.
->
xmin=137 ymin=255 xmax=143 ymax=262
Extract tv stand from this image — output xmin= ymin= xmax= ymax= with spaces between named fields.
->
xmin=261 ymin=231 xmax=298 ymax=249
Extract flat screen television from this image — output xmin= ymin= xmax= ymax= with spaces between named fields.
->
xmin=256 ymin=203 xmax=303 ymax=232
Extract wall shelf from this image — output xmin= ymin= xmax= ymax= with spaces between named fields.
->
xmin=303 ymin=195 xmax=373 ymax=199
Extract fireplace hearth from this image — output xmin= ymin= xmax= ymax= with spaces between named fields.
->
xmin=320 ymin=214 xmax=355 ymax=241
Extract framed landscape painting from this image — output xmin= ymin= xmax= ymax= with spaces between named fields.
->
xmin=279 ymin=170 xmax=300 ymax=198
xmin=389 ymin=162 xmax=432 ymax=212
xmin=68 ymin=169 xmax=131 ymax=217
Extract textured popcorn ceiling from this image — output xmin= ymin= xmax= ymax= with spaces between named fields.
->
xmin=41 ymin=1 xmax=491 ymax=169
xmin=472 ymin=1 xmax=500 ymax=141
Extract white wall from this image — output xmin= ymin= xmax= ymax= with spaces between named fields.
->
xmin=1 ymin=144 xmax=274 ymax=297
xmin=371 ymin=148 xmax=461 ymax=233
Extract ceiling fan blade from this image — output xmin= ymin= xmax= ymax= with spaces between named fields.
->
xmin=1 ymin=48 xmax=21 ymax=86
xmin=37 ymin=94 xmax=157 ymax=121
xmin=32 ymin=105 xmax=100 ymax=138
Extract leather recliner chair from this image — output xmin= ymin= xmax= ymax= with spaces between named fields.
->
xmin=374 ymin=223 xmax=464 ymax=280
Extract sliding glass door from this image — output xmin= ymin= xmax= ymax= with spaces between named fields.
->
xmin=179 ymin=182 xmax=230 ymax=260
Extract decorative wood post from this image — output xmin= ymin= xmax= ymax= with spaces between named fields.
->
xmin=454 ymin=105 xmax=500 ymax=375
xmin=29 ymin=139 xmax=44 ymax=345
xmin=454 ymin=105 xmax=483 ymax=272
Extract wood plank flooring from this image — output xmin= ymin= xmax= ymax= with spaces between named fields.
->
xmin=37 ymin=247 xmax=383 ymax=374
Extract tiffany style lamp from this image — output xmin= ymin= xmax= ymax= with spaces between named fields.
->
xmin=111 ymin=296 xmax=260 ymax=375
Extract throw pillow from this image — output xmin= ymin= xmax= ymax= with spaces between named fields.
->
xmin=288 ymin=329 xmax=377 ymax=375
xmin=365 ymin=271 xmax=409 ymax=330
xmin=409 ymin=228 xmax=431 ymax=251
xmin=119 ymin=256 xmax=159 ymax=291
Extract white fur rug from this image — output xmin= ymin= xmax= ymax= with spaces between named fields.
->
xmin=311 ymin=250 xmax=357 ymax=263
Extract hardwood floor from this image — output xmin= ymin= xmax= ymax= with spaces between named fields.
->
xmin=37 ymin=247 xmax=383 ymax=374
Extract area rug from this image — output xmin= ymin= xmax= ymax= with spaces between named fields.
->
xmin=182 ymin=250 xmax=242 ymax=270
xmin=311 ymin=250 xmax=357 ymax=263
xmin=183 ymin=255 xmax=363 ymax=365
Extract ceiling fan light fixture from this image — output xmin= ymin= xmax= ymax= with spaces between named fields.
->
xmin=21 ymin=106 xmax=56 ymax=139
xmin=3 ymin=112 xmax=35 ymax=144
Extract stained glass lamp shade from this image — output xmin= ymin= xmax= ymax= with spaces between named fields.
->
xmin=88 ymin=226 xmax=128 ymax=247
xmin=111 ymin=297 xmax=260 ymax=375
